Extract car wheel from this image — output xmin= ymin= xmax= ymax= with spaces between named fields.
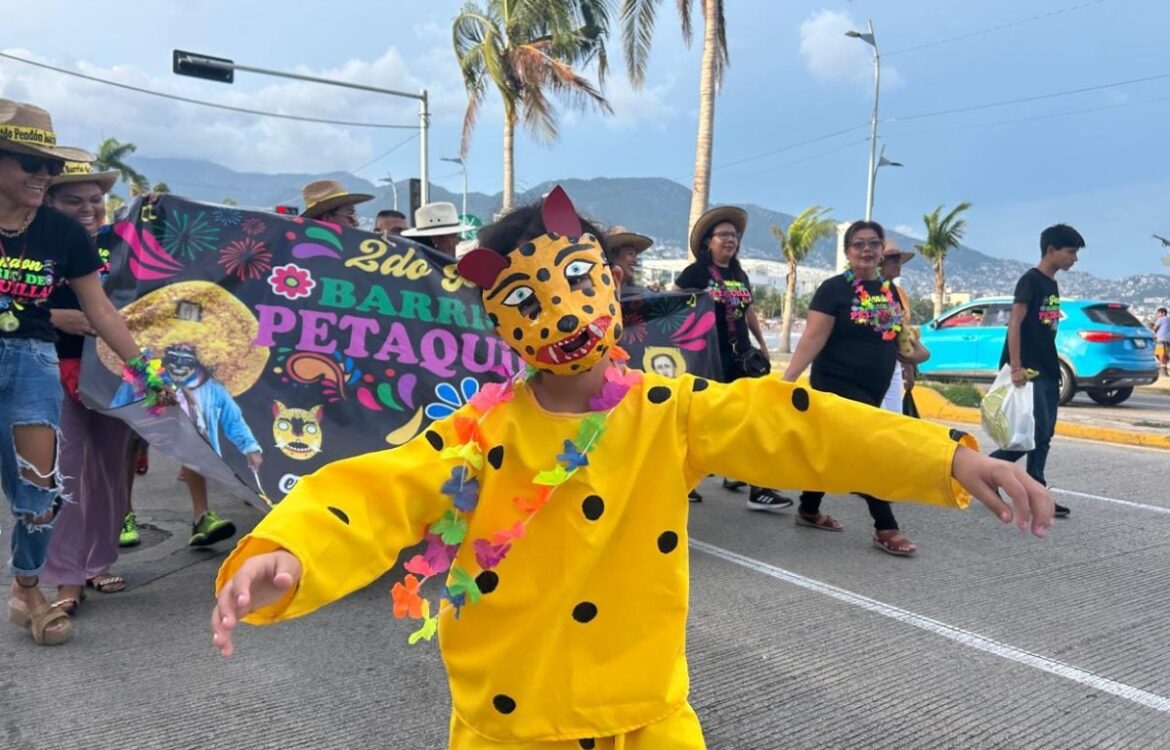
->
xmin=1058 ymin=362 xmax=1075 ymax=405
xmin=1087 ymin=386 xmax=1133 ymax=406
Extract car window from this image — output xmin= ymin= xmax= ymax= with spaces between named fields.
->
xmin=1083 ymin=304 xmax=1143 ymax=328
xmin=982 ymin=304 xmax=1012 ymax=328
xmin=939 ymin=306 xmax=987 ymax=329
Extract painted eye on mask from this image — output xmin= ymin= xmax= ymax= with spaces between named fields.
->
xmin=564 ymin=260 xmax=595 ymax=290
xmin=502 ymin=286 xmax=535 ymax=306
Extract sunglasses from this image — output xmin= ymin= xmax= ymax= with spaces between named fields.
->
xmin=848 ymin=239 xmax=884 ymax=251
xmin=0 ymin=150 xmax=65 ymax=177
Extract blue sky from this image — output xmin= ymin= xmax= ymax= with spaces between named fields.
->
xmin=3 ymin=0 xmax=1168 ymax=278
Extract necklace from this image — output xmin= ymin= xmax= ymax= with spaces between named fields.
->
xmin=0 ymin=210 xmax=35 ymax=238
xmin=844 ymin=268 xmax=902 ymax=341
xmin=390 ymin=347 xmax=638 ymax=645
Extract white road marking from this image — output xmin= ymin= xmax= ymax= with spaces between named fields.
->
xmin=1051 ymin=488 xmax=1170 ymax=516
xmin=691 ymin=538 xmax=1170 ymax=715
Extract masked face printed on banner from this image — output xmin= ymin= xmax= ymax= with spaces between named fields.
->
xmin=458 ymin=187 xmax=623 ymax=375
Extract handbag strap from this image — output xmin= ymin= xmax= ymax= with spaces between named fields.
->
xmin=707 ymin=265 xmax=742 ymax=346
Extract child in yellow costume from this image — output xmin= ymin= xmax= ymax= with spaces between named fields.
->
xmin=212 ymin=187 xmax=1053 ymax=749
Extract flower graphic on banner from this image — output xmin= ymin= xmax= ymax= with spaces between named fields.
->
xmin=268 ymin=263 xmax=316 ymax=300
xmin=212 ymin=207 xmax=243 ymax=226
xmin=219 ymin=238 xmax=273 ymax=281
xmin=241 ymin=216 xmax=267 ymax=236
xmin=160 ymin=209 xmax=220 ymax=260
xmin=424 ymin=377 xmax=480 ymax=420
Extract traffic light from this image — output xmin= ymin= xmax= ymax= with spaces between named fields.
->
xmin=172 ymin=50 xmax=235 ymax=84
xmin=409 ymin=178 xmax=422 ymax=225
xmin=274 ymin=205 xmax=299 ymax=216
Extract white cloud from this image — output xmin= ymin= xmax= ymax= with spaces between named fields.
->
xmin=894 ymin=223 xmax=923 ymax=239
xmin=0 ymin=46 xmax=469 ymax=175
xmin=600 ymin=74 xmax=678 ymax=130
xmin=799 ymin=10 xmax=904 ymax=89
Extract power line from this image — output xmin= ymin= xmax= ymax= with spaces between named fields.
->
xmin=710 ymin=124 xmax=870 ymax=172
xmin=0 ymin=51 xmax=418 ymax=130
xmin=885 ymin=0 xmax=1112 ymax=57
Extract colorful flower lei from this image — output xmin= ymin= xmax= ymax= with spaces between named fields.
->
xmin=121 ymin=348 xmax=175 ymax=415
xmin=389 ymin=347 xmax=640 ymax=645
xmin=844 ymin=268 xmax=903 ymax=341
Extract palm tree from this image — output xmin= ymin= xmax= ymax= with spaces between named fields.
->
xmin=94 ymin=137 xmax=149 ymax=195
xmin=454 ymin=0 xmax=612 ymax=211
xmin=619 ymin=0 xmax=729 ymax=241
xmin=915 ymin=201 xmax=973 ymax=318
xmin=151 ymin=181 xmax=170 ymax=194
xmin=770 ymin=206 xmax=835 ymax=353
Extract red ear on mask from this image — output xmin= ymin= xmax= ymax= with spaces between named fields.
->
xmin=541 ymin=185 xmax=583 ymax=237
xmin=457 ymin=248 xmax=510 ymax=289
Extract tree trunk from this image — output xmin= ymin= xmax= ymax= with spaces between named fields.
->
xmin=933 ymin=257 xmax=946 ymax=318
xmin=686 ymin=0 xmax=719 ymax=254
xmin=779 ymin=257 xmax=798 ymax=354
xmin=502 ymin=111 xmax=515 ymax=212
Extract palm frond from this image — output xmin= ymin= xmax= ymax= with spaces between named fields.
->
xmin=620 ymin=0 xmax=661 ymax=87
xmin=676 ymin=0 xmax=693 ymax=45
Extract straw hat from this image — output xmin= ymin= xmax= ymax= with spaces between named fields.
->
xmin=301 ymin=179 xmax=373 ymax=219
xmin=882 ymin=239 xmax=916 ymax=265
xmin=401 ymin=202 xmax=476 ymax=238
xmin=688 ymin=205 xmax=748 ymax=257
xmin=606 ymin=225 xmax=652 ymax=254
xmin=50 ymin=161 xmax=118 ymax=194
xmin=0 ymin=99 xmax=94 ymax=162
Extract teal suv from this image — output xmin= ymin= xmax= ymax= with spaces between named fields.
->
xmin=918 ymin=298 xmax=1159 ymax=406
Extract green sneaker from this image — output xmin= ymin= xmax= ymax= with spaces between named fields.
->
xmin=189 ymin=511 xmax=237 ymax=547
xmin=119 ymin=512 xmax=141 ymax=548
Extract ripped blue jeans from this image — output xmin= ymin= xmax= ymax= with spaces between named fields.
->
xmin=0 ymin=338 xmax=65 ymax=577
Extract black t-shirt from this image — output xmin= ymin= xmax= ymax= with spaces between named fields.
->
xmin=50 ymin=226 xmax=115 ymax=359
xmin=0 ymin=206 xmax=102 ymax=343
xmin=808 ymin=273 xmax=899 ymax=398
xmin=999 ymin=268 xmax=1060 ymax=378
xmin=675 ymin=262 xmax=753 ymax=361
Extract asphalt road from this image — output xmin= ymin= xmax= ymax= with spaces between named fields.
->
xmin=4 ymin=426 xmax=1169 ymax=749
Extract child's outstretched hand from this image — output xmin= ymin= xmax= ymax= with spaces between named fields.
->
xmin=952 ymin=446 xmax=1054 ymax=537
xmin=211 ymin=550 xmax=302 ymax=657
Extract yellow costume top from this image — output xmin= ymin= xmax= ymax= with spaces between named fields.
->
xmin=217 ymin=371 xmax=975 ymax=744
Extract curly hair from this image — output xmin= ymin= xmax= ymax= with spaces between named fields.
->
xmin=477 ymin=202 xmax=608 ymax=258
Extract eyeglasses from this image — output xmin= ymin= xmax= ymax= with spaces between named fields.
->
xmin=711 ymin=231 xmax=741 ymax=241
xmin=0 ymin=150 xmax=65 ymax=177
xmin=848 ymin=239 xmax=884 ymax=251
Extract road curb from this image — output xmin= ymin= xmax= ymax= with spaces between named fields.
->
xmin=914 ymin=387 xmax=1170 ymax=452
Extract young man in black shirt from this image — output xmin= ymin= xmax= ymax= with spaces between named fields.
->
xmin=993 ymin=223 xmax=1084 ymax=518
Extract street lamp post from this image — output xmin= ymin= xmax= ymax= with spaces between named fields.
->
xmin=379 ymin=172 xmax=398 ymax=211
xmin=173 ymin=50 xmax=430 ymax=204
xmin=846 ymin=21 xmax=880 ymax=221
xmin=441 ymin=156 xmax=468 ymax=218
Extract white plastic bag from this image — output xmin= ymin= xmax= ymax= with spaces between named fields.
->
xmin=980 ymin=365 xmax=1035 ymax=452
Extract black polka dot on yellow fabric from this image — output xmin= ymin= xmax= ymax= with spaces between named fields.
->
xmin=791 ymin=387 xmax=810 ymax=412
xmin=600 ymin=273 xmax=611 ymax=285
xmin=487 ymin=446 xmax=504 ymax=470
xmin=657 ymin=531 xmax=679 ymax=553
xmin=512 ymin=328 xmax=523 ymax=341
xmin=493 ymin=695 xmax=517 ymax=714
xmin=519 ymin=242 xmax=537 ymax=257
xmin=476 ymin=571 xmax=499 ymax=594
xmin=582 ymin=495 xmax=605 ymax=521
xmin=608 ymin=303 xmax=616 ymax=316
xmin=548 ymin=231 xmax=561 ymax=240
xmin=613 ymin=322 xmax=623 ymax=339
xmin=582 ymin=287 xmax=596 ymax=297
xmin=647 ymin=386 xmax=672 ymax=404
xmin=537 ymin=268 xmax=551 ymax=282
xmin=572 ymin=602 xmax=598 ymax=623
xmin=582 ymin=304 xmax=594 ymax=315
xmin=424 ymin=430 xmax=444 ymax=451
xmin=540 ymin=327 xmax=550 ymax=339
xmin=692 ymin=378 xmax=709 ymax=392
xmin=571 ymin=364 xmax=581 ymax=371
xmin=552 ymin=295 xmax=562 ymax=304
xmin=579 ymin=740 xmax=596 ymax=749
xmin=326 ymin=507 xmax=349 ymax=525
xmin=525 ymin=346 xmax=536 ymax=356
xmin=949 ymin=429 xmax=969 ymax=443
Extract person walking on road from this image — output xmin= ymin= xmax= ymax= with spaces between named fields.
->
xmin=992 ymin=224 xmax=1085 ymax=519
xmin=1151 ymin=307 xmax=1169 ymax=375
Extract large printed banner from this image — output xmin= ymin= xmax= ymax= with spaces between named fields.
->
xmin=80 ymin=196 xmax=719 ymax=510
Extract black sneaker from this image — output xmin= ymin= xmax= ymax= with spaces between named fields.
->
xmin=747 ymin=488 xmax=794 ymax=512
xmin=688 ymin=489 xmax=703 ymax=503
xmin=722 ymin=479 xmax=747 ymax=492
xmin=1054 ymin=503 xmax=1070 ymax=518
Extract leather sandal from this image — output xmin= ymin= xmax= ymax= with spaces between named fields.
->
xmin=9 ymin=597 xmax=72 ymax=645
xmin=87 ymin=574 xmax=125 ymax=594
xmin=53 ymin=585 xmax=86 ymax=616
xmin=795 ymin=512 xmax=844 ymax=531
xmin=873 ymin=530 xmax=917 ymax=557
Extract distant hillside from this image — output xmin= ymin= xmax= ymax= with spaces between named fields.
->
xmin=127 ymin=157 xmax=1170 ymax=314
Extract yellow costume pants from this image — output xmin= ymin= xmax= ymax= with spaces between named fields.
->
xmin=449 ymin=702 xmax=706 ymax=749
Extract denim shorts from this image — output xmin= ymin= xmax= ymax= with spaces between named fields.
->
xmin=0 ymin=337 xmax=65 ymax=576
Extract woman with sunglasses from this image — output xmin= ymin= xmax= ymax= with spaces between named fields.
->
xmin=781 ymin=220 xmax=930 ymax=556
xmin=0 ymin=99 xmax=167 ymax=645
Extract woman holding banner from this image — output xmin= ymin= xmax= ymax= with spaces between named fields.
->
xmin=0 ymin=99 xmax=170 ymax=645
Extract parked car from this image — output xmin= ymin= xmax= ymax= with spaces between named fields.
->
xmin=918 ymin=297 xmax=1159 ymax=405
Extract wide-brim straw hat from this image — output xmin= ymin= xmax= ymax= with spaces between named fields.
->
xmin=689 ymin=205 xmax=748 ymax=257
xmin=606 ymin=225 xmax=652 ymax=254
xmin=50 ymin=162 xmax=118 ymax=194
xmin=301 ymin=179 xmax=373 ymax=219
xmin=401 ymin=201 xmax=476 ymax=237
xmin=882 ymin=239 xmax=916 ymax=265
xmin=0 ymin=99 xmax=95 ymax=163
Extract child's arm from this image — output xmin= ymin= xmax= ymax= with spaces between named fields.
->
xmin=217 ymin=386 xmax=262 ymax=455
xmin=682 ymin=376 xmax=1052 ymax=534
